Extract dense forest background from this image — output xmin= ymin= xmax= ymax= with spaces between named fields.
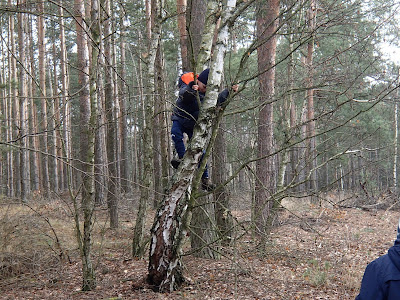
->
xmin=1 ymin=0 xmax=400 ymax=297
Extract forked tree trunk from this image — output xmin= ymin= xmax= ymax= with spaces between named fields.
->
xmin=147 ymin=0 xmax=237 ymax=292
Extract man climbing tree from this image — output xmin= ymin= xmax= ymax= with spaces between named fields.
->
xmin=147 ymin=0 xmax=238 ymax=292
xmin=170 ymin=69 xmax=238 ymax=190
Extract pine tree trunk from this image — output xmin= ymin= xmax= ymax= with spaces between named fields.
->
xmin=52 ymin=41 xmax=62 ymax=192
xmin=254 ymin=0 xmax=279 ymax=237
xmin=9 ymin=2 xmax=19 ymax=197
xmin=118 ymin=11 xmax=130 ymax=194
xmin=59 ymin=1 xmax=72 ymax=191
xmin=48 ymin=55 xmax=59 ymax=194
xmin=18 ymin=1 xmax=29 ymax=202
xmin=27 ymin=20 xmax=40 ymax=192
xmin=38 ymin=0 xmax=50 ymax=196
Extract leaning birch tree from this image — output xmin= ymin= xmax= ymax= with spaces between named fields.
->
xmin=147 ymin=0 xmax=237 ymax=292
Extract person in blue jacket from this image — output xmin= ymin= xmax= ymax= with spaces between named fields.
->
xmin=170 ymin=68 xmax=237 ymax=190
xmin=356 ymin=218 xmax=400 ymax=299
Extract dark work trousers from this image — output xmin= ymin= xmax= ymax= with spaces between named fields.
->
xmin=171 ymin=120 xmax=209 ymax=179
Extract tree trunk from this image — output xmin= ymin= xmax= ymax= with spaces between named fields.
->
xmin=132 ymin=0 xmax=160 ymax=257
xmin=59 ymin=0 xmax=73 ymax=191
xmin=254 ymin=0 xmax=279 ymax=238
xmin=103 ymin=0 xmax=119 ymax=228
xmin=147 ymin=0 xmax=237 ymax=291
xmin=38 ymin=0 xmax=50 ymax=196
xmin=118 ymin=10 xmax=130 ymax=194
xmin=52 ymin=41 xmax=62 ymax=192
xmin=177 ymin=0 xmax=189 ymax=71
xmin=48 ymin=51 xmax=59 ymax=194
xmin=190 ymin=193 xmax=220 ymax=258
xmin=152 ymin=46 xmax=163 ymax=208
xmin=18 ymin=1 xmax=29 ymax=202
xmin=394 ymin=72 xmax=400 ymax=192
xmin=27 ymin=18 xmax=40 ymax=192
xmin=213 ymin=120 xmax=233 ymax=245
xmin=306 ymin=0 xmax=317 ymax=194
xmin=186 ymin=0 xmax=206 ymax=69
xmin=75 ymin=0 xmax=96 ymax=290
xmin=9 ymin=0 xmax=19 ymax=197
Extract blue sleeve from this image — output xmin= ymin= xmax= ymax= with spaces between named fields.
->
xmin=178 ymin=81 xmax=196 ymax=104
xmin=217 ymin=89 xmax=229 ymax=105
xmin=356 ymin=261 xmax=385 ymax=300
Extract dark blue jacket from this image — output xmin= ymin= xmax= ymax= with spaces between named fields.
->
xmin=172 ymin=81 xmax=229 ymax=130
xmin=356 ymin=245 xmax=400 ymax=299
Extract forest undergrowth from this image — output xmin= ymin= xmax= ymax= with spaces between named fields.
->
xmin=0 ymin=191 xmax=398 ymax=299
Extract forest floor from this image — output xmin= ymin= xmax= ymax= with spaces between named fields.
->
xmin=0 ymin=191 xmax=399 ymax=299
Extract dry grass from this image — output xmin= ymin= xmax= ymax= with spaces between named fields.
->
xmin=0 ymin=191 xmax=397 ymax=299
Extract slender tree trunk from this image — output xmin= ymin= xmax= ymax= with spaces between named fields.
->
xmin=18 ymin=1 xmax=29 ymax=202
xmin=94 ymin=26 xmax=107 ymax=206
xmin=132 ymin=0 xmax=160 ymax=257
xmin=254 ymin=0 xmax=279 ymax=238
xmin=306 ymin=0 xmax=317 ymax=194
xmin=214 ymin=120 xmax=233 ymax=245
xmin=177 ymin=0 xmax=189 ymax=71
xmin=27 ymin=17 xmax=40 ymax=192
xmin=9 ymin=1 xmax=18 ymax=197
xmin=152 ymin=44 xmax=161 ymax=210
xmin=118 ymin=10 xmax=130 ymax=194
xmin=394 ymin=72 xmax=400 ymax=192
xmin=152 ymin=45 xmax=166 ymax=207
xmin=103 ymin=0 xmax=119 ymax=228
xmin=52 ymin=41 xmax=63 ymax=192
xmin=38 ymin=0 xmax=50 ymax=196
xmin=48 ymin=55 xmax=59 ymax=194
xmin=59 ymin=1 xmax=72 ymax=191
xmin=74 ymin=0 xmax=96 ymax=290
